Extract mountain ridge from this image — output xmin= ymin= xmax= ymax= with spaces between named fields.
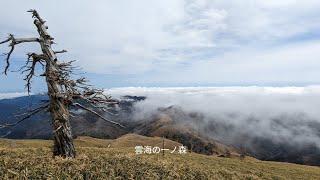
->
xmin=1 ymin=95 xmax=320 ymax=166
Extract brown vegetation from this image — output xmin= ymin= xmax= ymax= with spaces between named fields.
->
xmin=1 ymin=134 xmax=320 ymax=179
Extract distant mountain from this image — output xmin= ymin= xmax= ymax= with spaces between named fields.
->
xmin=0 ymin=94 xmax=128 ymax=139
xmin=1 ymin=95 xmax=320 ymax=166
xmin=132 ymin=105 xmax=239 ymax=156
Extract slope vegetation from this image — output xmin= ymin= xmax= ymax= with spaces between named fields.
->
xmin=0 ymin=134 xmax=319 ymax=179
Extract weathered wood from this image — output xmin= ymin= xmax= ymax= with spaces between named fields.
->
xmin=73 ymin=103 xmax=124 ymax=128
xmin=0 ymin=9 xmax=124 ymax=158
xmin=29 ymin=10 xmax=76 ymax=158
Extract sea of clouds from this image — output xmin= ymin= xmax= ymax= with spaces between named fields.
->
xmin=108 ymin=86 xmax=320 ymax=148
xmin=1 ymin=87 xmax=320 ymax=148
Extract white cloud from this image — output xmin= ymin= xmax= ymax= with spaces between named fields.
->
xmin=108 ymin=86 xmax=320 ymax=147
xmin=0 ymin=0 xmax=320 ymax=85
xmin=0 ymin=92 xmax=28 ymax=100
xmin=132 ymin=40 xmax=320 ymax=85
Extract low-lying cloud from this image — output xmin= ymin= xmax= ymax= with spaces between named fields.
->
xmin=0 ymin=92 xmax=29 ymax=100
xmin=108 ymin=86 xmax=320 ymax=148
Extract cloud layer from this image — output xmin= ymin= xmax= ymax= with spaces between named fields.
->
xmin=108 ymin=86 xmax=320 ymax=148
xmin=0 ymin=92 xmax=28 ymax=100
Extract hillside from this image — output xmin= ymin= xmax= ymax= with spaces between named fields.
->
xmin=0 ymin=95 xmax=238 ymax=158
xmin=132 ymin=107 xmax=240 ymax=156
xmin=0 ymin=134 xmax=319 ymax=179
xmin=2 ymin=95 xmax=320 ymax=166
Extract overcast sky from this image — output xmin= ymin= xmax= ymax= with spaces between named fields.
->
xmin=1 ymin=0 xmax=320 ymax=92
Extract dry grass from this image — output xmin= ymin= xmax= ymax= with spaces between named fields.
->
xmin=0 ymin=134 xmax=319 ymax=179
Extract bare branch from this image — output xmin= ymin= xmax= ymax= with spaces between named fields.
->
xmin=1 ymin=34 xmax=14 ymax=75
xmin=23 ymin=59 xmax=37 ymax=93
xmin=27 ymin=52 xmax=48 ymax=60
xmin=54 ymin=50 xmax=67 ymax=54
xmin=0 ymin=35 xmax=13 ymax=44
xmin=0 ymin=34 xmax=39 ymax=75
xmin=19 ymin=53 xmax=47 ymax=93
xmin=73 ymin=103 xmax=124 ymax=128
xmin=28 ymin=9 xmax=45 ymax=24
xmin=14 ymin=37 xmax=39 ymax=44
xmin=0 ymin=103 xmax=49 ymax=129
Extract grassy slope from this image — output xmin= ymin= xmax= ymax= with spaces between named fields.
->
xmin=0 ymin=134 xmax=319 ymax=179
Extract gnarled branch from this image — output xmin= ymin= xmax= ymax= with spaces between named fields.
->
xmin=54 ymin=50 xmax=67 ymax=54
xmin=0 ymin=34 xmax=39 ymax=75
xmin=0 ymin=103 xmax=49 ymax=129
xmin=73 ymin=103 xmax=124 ymax=128
xmin=28 ymin=9 xmax=46 ymax=24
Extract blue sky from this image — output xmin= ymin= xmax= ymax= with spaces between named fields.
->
xmin=1 ymin=0 xmax=320 ymax=93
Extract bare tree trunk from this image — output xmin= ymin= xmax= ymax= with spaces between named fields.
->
xmin=35 ymin=14 xmax=76 ymax=157
xmin=46 ymin=62 xmax=76 ymax=157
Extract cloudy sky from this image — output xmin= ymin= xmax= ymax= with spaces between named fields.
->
xmin=1 ymin=0 xmax=320 ymax=92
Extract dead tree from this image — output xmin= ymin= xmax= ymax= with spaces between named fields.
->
xmin=0 ymin=10 xmax=123 ymax=158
